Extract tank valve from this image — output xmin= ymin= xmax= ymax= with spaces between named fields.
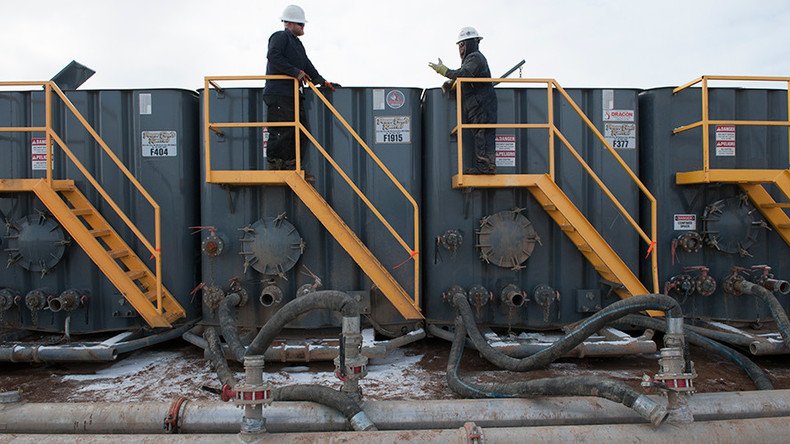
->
xmin=24 ymin=289 xmax=51 ymax=326
xmin=723 ymin=267 xmax=750 ymax=296
xmin=259 ymin=284 xmax=283 ymax=307
xmin=500 ymin=284 xmax=527 ymax=308
xmin=221 ymin=355 xmax=271 ymax=435
xmin=751 ymin=265 xmax=790 ymax=295
xmin=467 ymin=285 xmax=492 ymax=316
xmin=665 ymin=274 xmax=694 ymax=300
xmin=684 ymin=266 xmax=716 ymax=297
xmin=533 ymin=284 xmax=559 ymax=323
xmin=438 ymin=229 xmax=463 ymax=252
xmin=675 ymin=232 xmax=703 ymax=253
xmin=201 ymin=231 xmax=226 ymax=257
xmin=334 ymin=315 xmax=368 ymax=402
xmin=202 ymin=285 xmax=226 ymax=312
xmin=0 ymin=288 xmax=18 ymax=324
xmin=442 ymin=285 xmax=467 ymax=305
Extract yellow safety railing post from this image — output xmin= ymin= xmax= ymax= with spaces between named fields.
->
xmin=204 ymin=78 xmax=212 ymax=182
xmin=294 ymin=79 xmax=301 ymax=172
xmin=45 ymin=82 xmax=53 ymax=185
xmin=547 ymin=81 xmax=555 ymax=181
xmin=787 ymin=80 xmax=790 ymax=167
xmin=456 ymin=79 xmax=464 ymax=185
xmin=155 ymin=206 xmax=162 ymax=313
xmin=702 ymin=77 xmax=710 ymax=172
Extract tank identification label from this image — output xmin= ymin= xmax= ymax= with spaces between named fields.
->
xmin=142 ymin=131 xmax=177 ymax=157
xmin=604 ymin=122 xmax=636 ymax=149
xmin=139 ymin=93 xmax=152 ymax=115
xmin=673 ymin=214 xmax=697 ymax=230
xmin=495 ymin=134 xmax=516 ymax=167
xmin=31 ymin=137 xmax=52 ymax=171
xmin=715 ymin=125 xmax=736 ymax=156
xmin=375 ymin=116 xmax=410 ymax=144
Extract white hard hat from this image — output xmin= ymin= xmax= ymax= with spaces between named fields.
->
xmin=456 ymin=26 xmax=482 ymax=44
xmin=281 ymin=4 xmax=307 ymax=23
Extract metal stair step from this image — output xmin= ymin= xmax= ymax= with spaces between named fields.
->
xmin=107 ymin=249 xmax=130 ymax=259
xmin=89 ymin=229 xmax=112 ymax=237
xmin=576 ymin=244 xmax=593 ymax=253
xmin=125 ymin=270 xmax=147 ymax=281
xmin=542 ymin=204 xmax=557 ymax=211
xmin=778 ymin=223 xmax=790 ymax=229
xmin=760 ymin=203 xmax=790 ymax=209
xmin=560 ymin=224 xmax=575 ymax=232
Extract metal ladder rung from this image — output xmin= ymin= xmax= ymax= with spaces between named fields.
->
xmin=760 ymin=203 xmax=790 ymax=209
xmin=90 ymin=229 xmax=112 ymax=237
xmin=778 ymin=223 xmax=790 ymax=229
xmin=576 ymin=244 xmax=592 ymax=253
xmin=125 ymin=270 xmax=147 ymax=280
xmin=560 ymin=224 xmax=575 ymax=232
xmin=542 ymin=204 xmax=557 ymax=211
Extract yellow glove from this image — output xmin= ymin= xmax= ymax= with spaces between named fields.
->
xmin=428 ymin=58 xmax=448 ymax=76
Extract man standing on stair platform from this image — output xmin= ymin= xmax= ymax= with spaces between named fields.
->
xmin=429 ymin=26 xmax=498 ymax=175
xmin=264 ymin=4 xmax=336 ymax=171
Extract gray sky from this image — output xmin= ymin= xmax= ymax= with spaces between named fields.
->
xmin=4 ymin=0 xmax=790 ymax=90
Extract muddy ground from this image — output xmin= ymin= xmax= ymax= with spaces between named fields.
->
xmin=1 ymin=333 xmax=788 ymax=403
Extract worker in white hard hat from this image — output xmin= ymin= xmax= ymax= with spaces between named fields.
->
xmin=263 ymin=4 xmax=336 ymax=171
xmin=429 ymin=27 xmax=498 ymax=174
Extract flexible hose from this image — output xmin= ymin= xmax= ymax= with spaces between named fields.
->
xmin=612 ymin=315 xmax=774 ymax=391
xmin=683 ymin=324 xmax=755 ymax=347
xmin=273 ymin=384 xmax=377 ymax=431
xmin=247 ymin=291 xmax=360 ymax=356
xmin=203 ymin=327 xmax=235 ymax=388
xmin=445 ymin=316 xmax=668 ymax=426
xmin=741 ymin=281 xmax=790 ymax=349
xmin=452 ymin=293 xmax=683 ymax=372
xmin=217 ymin=292 xmax=247 ymax=362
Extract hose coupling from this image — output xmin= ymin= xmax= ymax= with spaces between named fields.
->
xmin=220 ymin=382 xmax=272 ymax=406
xmin=349 ymin=411 xmax=376 ymax=431
xmin=642 ymin=346 xmax=696 ymax=393
xmin=632 ymin=394 xmax=668 ymax=426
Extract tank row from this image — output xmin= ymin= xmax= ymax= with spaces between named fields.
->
xmin=0 ymin=80 xmax=788 ymax=345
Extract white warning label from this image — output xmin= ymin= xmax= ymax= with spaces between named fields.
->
xmin=375 ymin=116 xmax=410 ymax=144
xmin=142 ymin=131 xmax=177 ymax=157
xmin=495 ymin=134 xmax=516 ymax=167
xmin=604 ymin=122 xmax=636 ymax=149
xmin=673 ymin=214 xmax=697 ymax=231
xmin=715 ymin=125 xmax=736 ymax=156
xmin=31 ymin=137 xmax=51 ymax=171
xmin=262 ymin=127 xmax=269 ymax=158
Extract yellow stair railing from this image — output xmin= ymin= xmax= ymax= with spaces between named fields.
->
xmin=672 ymin=75 xmax=790 ymax=246
xmin=0 ymin=81 xmax=181 ymax=327
xmin=203 ymin=76 xmax=421 ymax=319
xmin=450 ymin=77 xmax=660 ymax=297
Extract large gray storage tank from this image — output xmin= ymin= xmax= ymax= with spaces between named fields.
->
xmin=0 ymin=88 xmax=201 ymax=333
xmin=200 ymin=86 xmax=421 ymax=330
xmin=639 ymin=86 xmax=790 ymax=321
xmin=423 ymin=87 xmax=644 ymax=328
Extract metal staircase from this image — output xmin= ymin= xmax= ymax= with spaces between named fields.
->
xmin=450 ymin=78 xmax=660 ymax=301
xmin=204 ymin=76 xmax=423 ymax=320
xmin=677 ymin=169 xmax=790 ymax=246
xmin=0 ymin=81 xmax=182 ymax=328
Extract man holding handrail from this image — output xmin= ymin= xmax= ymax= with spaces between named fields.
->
xmin=263 ymin=4 xmax=335 ymax=171
xmin=429 ymin=27 xmax=498 ymax=175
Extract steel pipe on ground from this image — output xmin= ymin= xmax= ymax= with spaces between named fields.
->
xmin=1 ymin=390 xmax=789 ymax=434
xmin=4 ymin=417 xmax=790 ymax=443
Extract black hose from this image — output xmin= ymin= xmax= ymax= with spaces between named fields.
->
xmin=273 ymin=384 xmax=377 ymax=431
xmin=613 ymin=315 xmax=774 ymax=391
xmin=247 ymin=290 xmax=360 ymax=356
xmin=218 ymin=292 xmax=247 ymax=362
xmin=683 ymin=324 xmax=755 ymax=347
xmin=743 ymin=281 xmax=790 ymax=348
xmin=453 ymin=293 xmax=682 ymax=372
xmin=445 ymin=316 xmax=668 ymax=426
xmin=203 ymin=327 xmax=235 ymax=388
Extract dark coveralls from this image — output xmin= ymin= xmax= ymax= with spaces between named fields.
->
xmin=263 ymin=29 xmax=327 ymax=169
xmin=444 ymin=39 xmax=498 ymax=173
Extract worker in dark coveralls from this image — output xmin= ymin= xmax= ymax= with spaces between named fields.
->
xmin=263 ymin=4 xmax=335 ymax=170
xmin=429 ymin=27 xmax=498 ymax=174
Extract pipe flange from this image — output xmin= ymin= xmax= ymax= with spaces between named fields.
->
xmin=202 ymin=285 xmax=226 ymax=312
xmin=259 ymin=285 xmax=283 ymax=307
xmin=666 ymin=274 xmax=695 ymax=299
xmin=201 ymin=232 xmax=225 ymax=257
xmin=443 ymin=285 xmax=467 ymax=304
xmin=4 ymin=213 xmax=69 ymax=274
xmin=695 ymin=274 xmax=717 ymax=297
xmin=676 ymin=232 xmax=703 ymax=253
xmin=239 ymin=215 xmax=304 ymax=276
xmin=438 ymin=229 xmax=463 ymax=252
xmin=500 ymin=284 xmax=527 ymax=308
xmin=0 ymin=288 xmax=19 ymax=312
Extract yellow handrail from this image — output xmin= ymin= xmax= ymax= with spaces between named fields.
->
xmin=0 ymin=81 xmax=164 ymax=313
xmin=204 ymin=75 xmax=420 ymax=306
xmin=453 ymin=77 xmax=659 ymax=293
xmin=672 ymin=75 xmax=790 ymax=172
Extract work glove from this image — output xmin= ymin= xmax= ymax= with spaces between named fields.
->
xmin=322 ymin=80 xmax=336 ymax=91
xmin=296 ymin=70 xmax=312 ymax=85
xmin=428 ymin=58 xmax=448 ymax=76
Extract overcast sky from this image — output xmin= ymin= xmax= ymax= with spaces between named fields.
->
xmin=3 ymin=0 xmax=790 ymax=91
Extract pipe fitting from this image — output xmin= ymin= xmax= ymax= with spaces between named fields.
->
xmin=48 ymin=289 xmax=85 ymax=313
xmin=500 ymin=284 xmax=527 ymax=308
xmin=631 ymin=394 xmax=668 ymax=426
xmin=335 ymin=316 xmax=367 ymax=401
xmin=0 ymin=288 xmax=18 ymax=313
xmin=24 ymin=289 xmax=49 ymax=313
xmin=443 ymin=285 xmax=467 ymax=305
xmin=666 ymin=317 xmax=684 ymax=336
xmin=349 ymin=411 xmax=376 ymax=431
xmin=760 ymin=278 xmax=790 ymax=295
xmin=259 ymin=285 xmax=283 ymax=307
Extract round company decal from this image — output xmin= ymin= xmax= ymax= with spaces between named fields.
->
xmin=386 ymin=90 xmax=405 ymax=109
